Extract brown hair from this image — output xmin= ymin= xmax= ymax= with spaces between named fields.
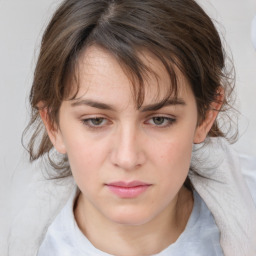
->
xmin=24 ymin=0 xmax=236 ymax=178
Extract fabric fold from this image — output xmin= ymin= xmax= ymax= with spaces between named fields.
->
xmin=190 ymin=138 xmax=256 ymax=256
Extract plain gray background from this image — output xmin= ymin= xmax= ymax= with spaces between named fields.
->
xmin=0 ymin=0 xmax=256 ymax=240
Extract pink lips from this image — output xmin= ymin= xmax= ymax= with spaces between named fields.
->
xmin=106 ymin=181 xmax=151 ymax=198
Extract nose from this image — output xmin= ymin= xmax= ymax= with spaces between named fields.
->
xmin=110 ymin=125 xmax=146 ymax=171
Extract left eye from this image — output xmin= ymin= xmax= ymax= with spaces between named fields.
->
xmin=147 ymin=116 xmax=176 ymax=127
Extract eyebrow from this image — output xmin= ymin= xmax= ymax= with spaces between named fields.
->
xmin=140 ymin=98 xmax=186 ymax=112
xmin=70 ymin=98 xmax=186 ymax=111
xmin=71 ymin=99 xmax=115 ymax=110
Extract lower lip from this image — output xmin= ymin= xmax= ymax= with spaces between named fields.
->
xmin=106 ymin=185 xmax=151 ymax=198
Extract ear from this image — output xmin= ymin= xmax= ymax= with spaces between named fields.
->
xmin=193 ymin=88 xmax=224 ymax=144
xmin=39 ymin=106 xmax=67 ymax=154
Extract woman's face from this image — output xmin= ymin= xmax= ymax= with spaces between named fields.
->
xmin=49 ymin=46 xmax=207 ymax=226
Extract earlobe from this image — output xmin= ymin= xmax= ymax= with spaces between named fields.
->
xmin=193 ymin=88 xmax=224 ymax=144
xmin=193 ymin=110 xmax=216 ymax=144
xmin=39 ymin=107 xmax=67 ymax=154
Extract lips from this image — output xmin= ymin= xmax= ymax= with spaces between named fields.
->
xmin=105 ymin=181 xmax=152 ymax=198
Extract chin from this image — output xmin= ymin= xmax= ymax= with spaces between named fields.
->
xmin=106 ymin=207 xmax=157 ymax=226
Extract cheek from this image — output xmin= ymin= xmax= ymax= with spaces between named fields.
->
xmin=160 ymin=142 xmax=192 ymax=173
xmin=155 ymin=131 xmax=194 ymax=182
xmin=160 ymin=125 xmax=194 ymax=157
xmin=63 ymin=134 xmax=104 ymax=180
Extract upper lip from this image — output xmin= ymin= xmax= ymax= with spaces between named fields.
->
xmin=106 ymin=181 xmax=151 ymax=187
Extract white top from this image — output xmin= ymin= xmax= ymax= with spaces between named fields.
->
xmin=38 ymin=188 xmax=223 ymax=256
xmin=5 ymin=138 xmax=256 ymax=256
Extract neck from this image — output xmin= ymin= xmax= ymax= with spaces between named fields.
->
xmin=74 ymin=186 xmax=193 ymax=256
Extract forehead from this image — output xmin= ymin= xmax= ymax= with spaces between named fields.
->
xmin=70 ymin=45 xmax=191 ymax=106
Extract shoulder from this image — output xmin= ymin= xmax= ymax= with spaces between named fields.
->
xmin=7 ymin=169 xmax=76 ymax=256
xmin=190 ymin=138 xmax=256 ymax=256
xmin=239 ymin=153 xmax=256 ymax=204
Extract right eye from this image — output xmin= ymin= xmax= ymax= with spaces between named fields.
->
xmin=81 ymin=117 xmax=108 ymax=129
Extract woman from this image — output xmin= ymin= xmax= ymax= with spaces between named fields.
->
xmin=8 ymin=0 xmax=256 ymax=255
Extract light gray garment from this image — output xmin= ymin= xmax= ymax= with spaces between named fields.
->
xmin=189 ymin=139 xmax=256 ymax=256
xmin=38 ymin=188 xmax=223 ymax=256
xmin=4 ymin=138 xmax=256 ymax=256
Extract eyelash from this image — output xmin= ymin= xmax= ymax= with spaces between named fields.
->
xmin=81 ymin=116 xmax=176 ymax=130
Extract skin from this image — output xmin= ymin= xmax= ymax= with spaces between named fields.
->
xmin=41 ymin=46 xmax=221 ymax=256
